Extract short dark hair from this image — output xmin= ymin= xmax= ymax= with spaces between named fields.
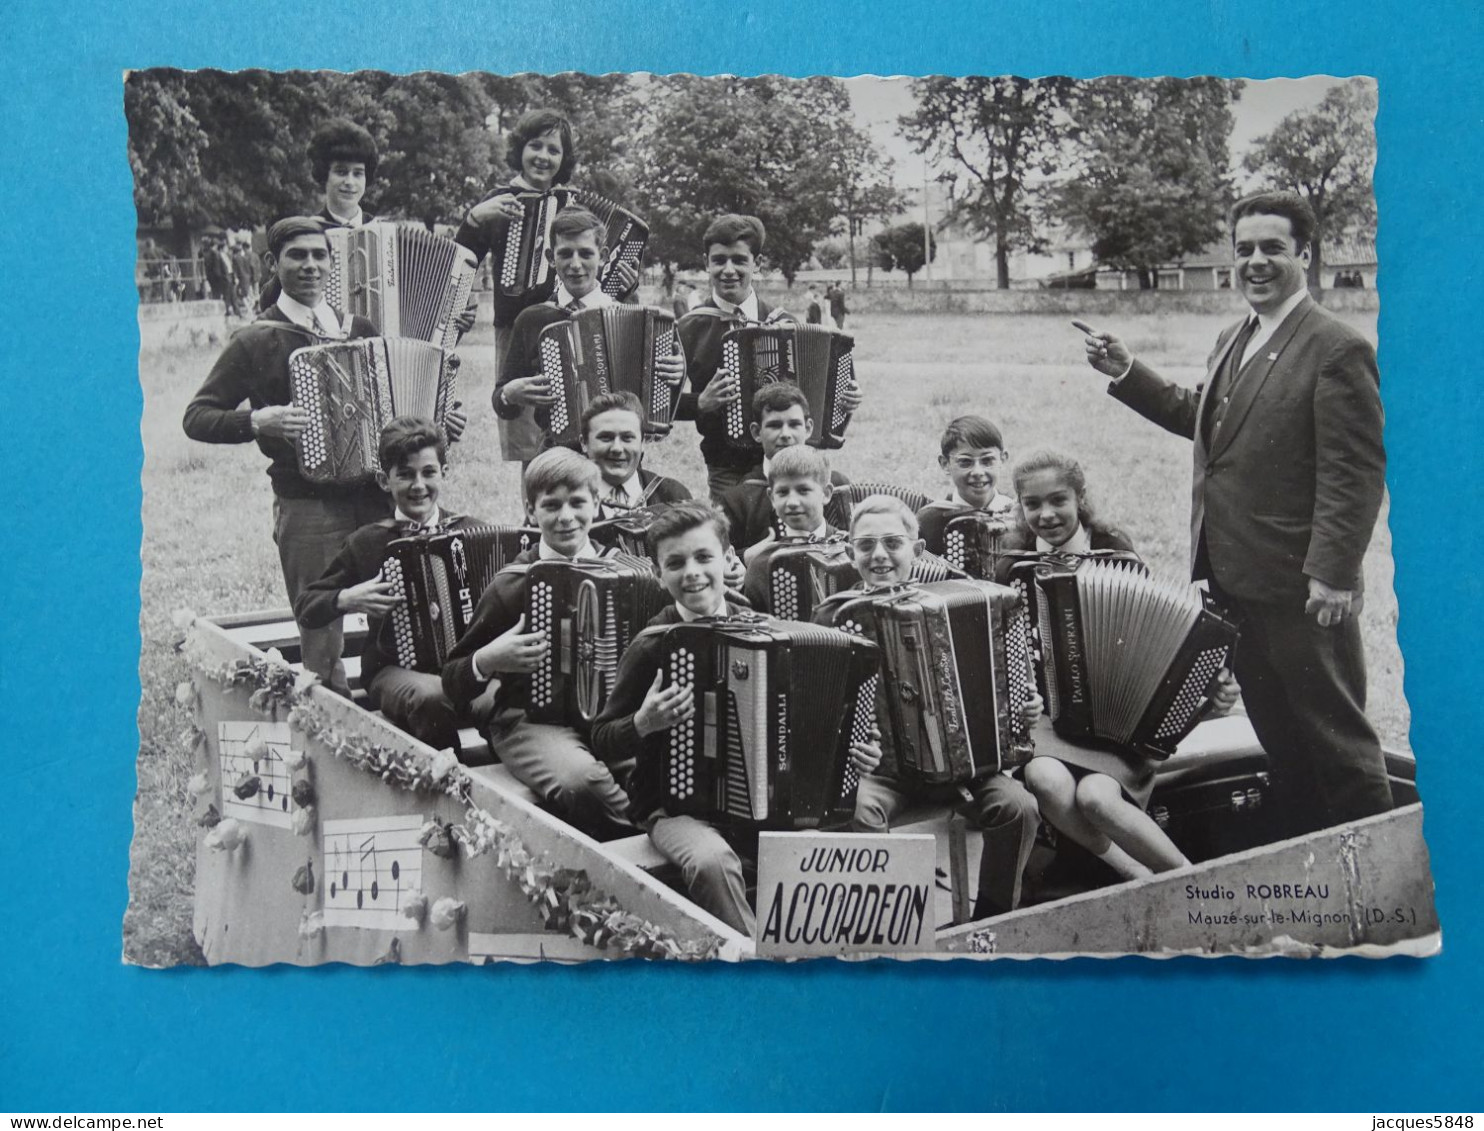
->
xmin=702 ymin=214 xmax=766 ymax=256
xmin=506 ymin=109 xmax=577 ymax=185
xmin=523 ymin=447 xmax=600 ymax=509
xmin=308 ymin=119 xmax=379 ymax=186
xmin=1229 ymin=190 xmax=1317 ymax=251
xmin=267 ymin=216 xmax=328 ymax=257
xmin=581 ymin=391 xmax=646 ymax=440
xmin=378 ymin=416 xmax=447 ymax=472
xmin=939 ymin=415 xmax=1005 ymax=457
xmin=647 ymin=501 xmax=730 ymax=558
xmin=752 ymin=382 xmax=811 ymax=425
xmin=550 ymin=207 xmax=606 ymax=246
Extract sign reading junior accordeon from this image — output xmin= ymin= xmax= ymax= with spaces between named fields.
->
xmin=756 ymin=833 xmax=937 ymax=958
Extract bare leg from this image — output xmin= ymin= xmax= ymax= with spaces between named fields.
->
xmin=1074 ymin=773 xmax=1190 ymax=873
xmin=1023 ymin=758 xmax=1150 ymax=880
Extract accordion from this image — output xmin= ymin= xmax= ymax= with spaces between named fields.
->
xmin=1031 ymin=558 xmax=1239 ymax=759
xmin=590 ymin=503 xmax=673 ymax=561
xmin=719 ymin=324 xmax=856 ymax=449
xmin=823 ymin=482 xmax=934 ymax=531
xmin=525 ymin=555 xmax=670 ymax=726
xmin=382 ymin=525 xmax=542 ymax=673
xmin=289 ymin=337 xmax=459 ymax=485
xmin=494 ymin=189 xmax=650 ymax=301
xmin=537 ymin=306 xmax=679 ymax=445
xmin=942 ymin=510 xmax=1015 ymax=580
xmin=762 ymin=538 xmax=859 ymax=622
xmin=655 ymin=617 xmax=879 ymax=829
xmin=817 ymin=580 xmax=1037 ymax=784
xmin=325 ymin=223 xmax=479 ymax=350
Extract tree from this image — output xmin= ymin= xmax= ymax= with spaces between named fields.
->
xmin=1053 ymin=77 xmax=1240 ymax=289
xmin=631 ymin=75 xmax=879 ymax=285
xmin=899 ymin=76 xmax=1073 ymax=288
xmin=871 ymin=222 xmax=936 ymax=286
xmin=1243 ymin=79 xmax=1377 ymax=288
xmin=824 ymin=123 xmax=905 ymax=285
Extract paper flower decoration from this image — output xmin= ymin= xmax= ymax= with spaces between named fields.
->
xmin=298 ymin=910 xmax=325 ymax=939
xmin=187 ymin=771 xmax=211 ymax=798
xmin=401 ymin=892 xmax=429 ymax=926
xmin=174 ymin=681 xmax=197 ymax=708
xmin=171 ymin=608 xmax=198 ymax=632
xmin=290 ymin=779 xmax=316 ymax=808
xmin=293 ymin=669 xmax=320 ymax=696
xmin=196 ymin=803 xmax=221 ymax=829
xmin=283 ymin=746 xmax=308 ymax=772
xmin=430 ymin=897 xmax=466 ymax=931
xmin=263 ymin=647 xmax=287 ymax=668
xmin=418 ymin=820 xmax=457 ymax=860
xmin=427 ymin=748 xmax=459 ymax=784
xmin=291 ymin=805 xmax=316 ymax=837
xmin=205 ymin=818 xmax=247 ymax=852
xmin=374 ymin=937 xmax=402 ymax=966
xmin=291 ymin=859 xmax=315 ymax=895
xmin=232 ymin=774 xmax=261 ymax=800
xmin=242 ymin=735 xmax=268 ymax=761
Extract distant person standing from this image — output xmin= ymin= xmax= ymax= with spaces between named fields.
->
xmin=805 ymin=285 xmax=824 ymax=325
xmin=671 ymin=281 xmax=694 ymax=321
xmin=827 ymin=280 xmax=848 ymax=329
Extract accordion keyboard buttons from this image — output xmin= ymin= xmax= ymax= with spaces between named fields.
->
xmin=530 ymin=582 xmax=555 ymax=707
xmin=667 ymin=648 xmax=697 ymax=799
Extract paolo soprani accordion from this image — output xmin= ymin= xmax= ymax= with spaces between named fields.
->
xmin=718 ymin=324 xmax=856 ymax=449
xmin=382 ymin=525 xmax=541 ymax=673
xmin=525 ymin=555 xmax=670 ymax=726
xmin=942 ymin=510 xmax=1014 ymax=580
xmin=816 ymin=580 xmax=1037 ymax=784
xmin=324 ymin=223 xmax=479 ymax=350
xmin=537 ymin=306 xmax=679 ymax=445
xmin=495 ymin=189 xmax=650 ymax=301
xmin=289 ymin=337 xmax=459 ymax=485
xmin=655 ymin=616 xmax=879 ymax=829
xmin=1030 ymin=557 xmax=1239 ymax=759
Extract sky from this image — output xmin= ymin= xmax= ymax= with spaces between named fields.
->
xmin=844 ymin=74 xmax=1362 ymax=191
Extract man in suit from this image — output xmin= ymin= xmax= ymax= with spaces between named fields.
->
xmin=1075 ymin=191 xmax=1392 ymax=836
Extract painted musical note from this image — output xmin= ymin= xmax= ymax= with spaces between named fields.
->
xmin=218 ymin=720 xmax=297 ymax=829
xmin=321 ymin=815 xmax=424 ymax=930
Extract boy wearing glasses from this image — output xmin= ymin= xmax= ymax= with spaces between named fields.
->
xmin=915 ymin=415 xmax=1015 ymax=557
xmin=819 ymin=493 xmax=1043 ymax=922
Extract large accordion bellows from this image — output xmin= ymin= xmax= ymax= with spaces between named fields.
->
xmin=718 ymin=324 xmax=856 ymax=449
xmin=537 ymin=306 xmax=679 ymax=444
xmin=525 ymin=555 xmax=670 ymax=726
xmin=492 ymin=189 xmax=650 ymax=301
xmin=1034 ymin=558 xmax=1239 ymax=758
xmin=382 ymin=525 xmax=541 ymax=673
xmin=656 ymin=617 xmax=879 ymax=829
xmin=289 ymin=337 xmax=459 ymax=485
xmin=325 ymin=223 xmax=478 ymax=350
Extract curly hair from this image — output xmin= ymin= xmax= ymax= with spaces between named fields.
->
xmin=308 ymin=119 xmax=379 ymax=186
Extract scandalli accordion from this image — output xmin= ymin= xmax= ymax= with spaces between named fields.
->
xmin=525 ymin=555 xmax=670 ymax=726
xmin=382 ymin=525 xmax=541 ymax=673
xmin=655 ymin=616 xmax=880 ymax=829
xmin=942 ymin=510 xmax=1014 ymax=580
xmin=325 ymin=223 xmax=479 ymax=350
xmin=817 ymin=580 xmax=1037 ymax=785
xmin=719 ymin=324 xmax=856 ymax=449
xmin=494 ymin=189 xmax=650 ymax=301
xmin=537 ymin=306 xmax=679 ymax=445
xmin=1031 ymin=558 xmax=1239 ymax=759
xmin=289 ymin=337 xmax=459 ymax=485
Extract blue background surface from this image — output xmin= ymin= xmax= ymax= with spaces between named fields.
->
xmin=2 ymin=0 xmax=1480 ymax=1111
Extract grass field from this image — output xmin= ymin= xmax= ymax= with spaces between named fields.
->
xmin=127 ymin=302 xmax=1407 ymax=967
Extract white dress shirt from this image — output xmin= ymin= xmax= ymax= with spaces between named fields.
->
xmin=1036 ymin=523 xmax=1092 ymax=555
xmin=710 ymin=289 xmax=761 ymax=322
xmin=1239 ymin=288 xmax=1309 ymax=369
xmin=276 ymin=291 xmax=349 ymax=338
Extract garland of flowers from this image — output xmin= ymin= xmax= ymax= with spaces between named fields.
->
xmin=177 ymin=611 xmax=722 ymax=962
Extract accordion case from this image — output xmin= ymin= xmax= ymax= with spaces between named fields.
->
xmin=820 ymin=580 xmax=1037 ymax=785
xmin=656 ymin=617 xmax=880 ymax=830
xmin=525 ymin=555 xmax=670 ymax=726
xmin=538 ymin=306 xmax=680 ymax=445
xmin=942 ymin=511 xmax=1014 ymax=580
xmin=289 ymin=337 xmax=459 ymax=485
xmin=382 ymin=525 xmax=541 ymax=673
xmin=495 ymin=189 xmax=650 ymax=301
xmin=1033 ymin=558 xmax=1239 ymax=760
xmin=719 ymin=324 xmax=856 ymax=449
xmin=326 ymin=223 xmax=479 ymax=350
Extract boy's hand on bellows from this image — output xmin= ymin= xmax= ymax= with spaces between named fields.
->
xmin=1205 ymin=668 xmax=1240 ymax=716
xmin=475 ymin=614 xmax=549 ymax=675
xmin=468 ymin=192 xmax=524 ymax=225
xmin=849 ymin=726 xmax=883 ymax=774
xmin=1071 ymin=320 xmax=1133 ymax=379
xmin=1020 ymin=693 xmax=1045 ymax=728
xmin=337 ymin=574 xmax=401 ymax=616
xmin=504 ymin=375 xmax=557 ymax=407
xmin=696 ymin=369 xmax=740 ymax=413
xmin=635 ymin=670 xmax=695 ymax=737
xmin=655 ymin=351 xmax=685 ymax=390
xmin=252 ymin=405 xmax=310 ymax=441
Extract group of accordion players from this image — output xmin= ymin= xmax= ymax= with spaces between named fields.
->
xmin=182 ymin=112 xmax=1247 ymax=936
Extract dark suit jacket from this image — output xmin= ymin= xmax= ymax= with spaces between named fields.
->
xmin=1109 ymin=296 xmax=1385 ymax=604
xmin=676 ymin=298 xmax=778 ymax=472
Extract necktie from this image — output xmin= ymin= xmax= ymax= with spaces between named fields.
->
xmin=1203 ymin=318 xmax=1259 ymax=447
xmin=565 ymin=298 xmax=583 ymax=314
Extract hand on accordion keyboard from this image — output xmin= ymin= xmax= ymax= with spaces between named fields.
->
xmin=443 ymin=402 xmax=467 ymax=443
xmin=503 ymin=375 xmax=557 ymax=408
xmin=251 ymin=405 xmax=310 ymax=441
xmin=635 ymin=670 xmax=695 ymax=738
xmin=609 ymin=258 xmax=640 ymax=298
xmin=336 ymin=573 xmax=402 ymax=616
xmin=467 ymin=191 xmax=524 ymax=225
xmin=1020 ymin=692 xmax=1046 ymax=729
xmin=1204 ymin=669 xmax=1239 ymax=717
xmin=840 ymin=381 xmax=864 ymax=414
xmin=452 ymin=299 xmax=478 ymax=336
xmin=474 ymin=614 xmax=550 ymax=676
xmin=849 ymin=725 xmax=884 ymax=775
xmin=655 ymin=350 xmax=686 ymax=390
xmin=696 ymin=368 xmax=740 ymax=414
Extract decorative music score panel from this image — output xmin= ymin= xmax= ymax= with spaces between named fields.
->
xmin=218 ymin=720 xmax=296 ymax=829
xmin=322 ymin=815 xmax=425 ymax=930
